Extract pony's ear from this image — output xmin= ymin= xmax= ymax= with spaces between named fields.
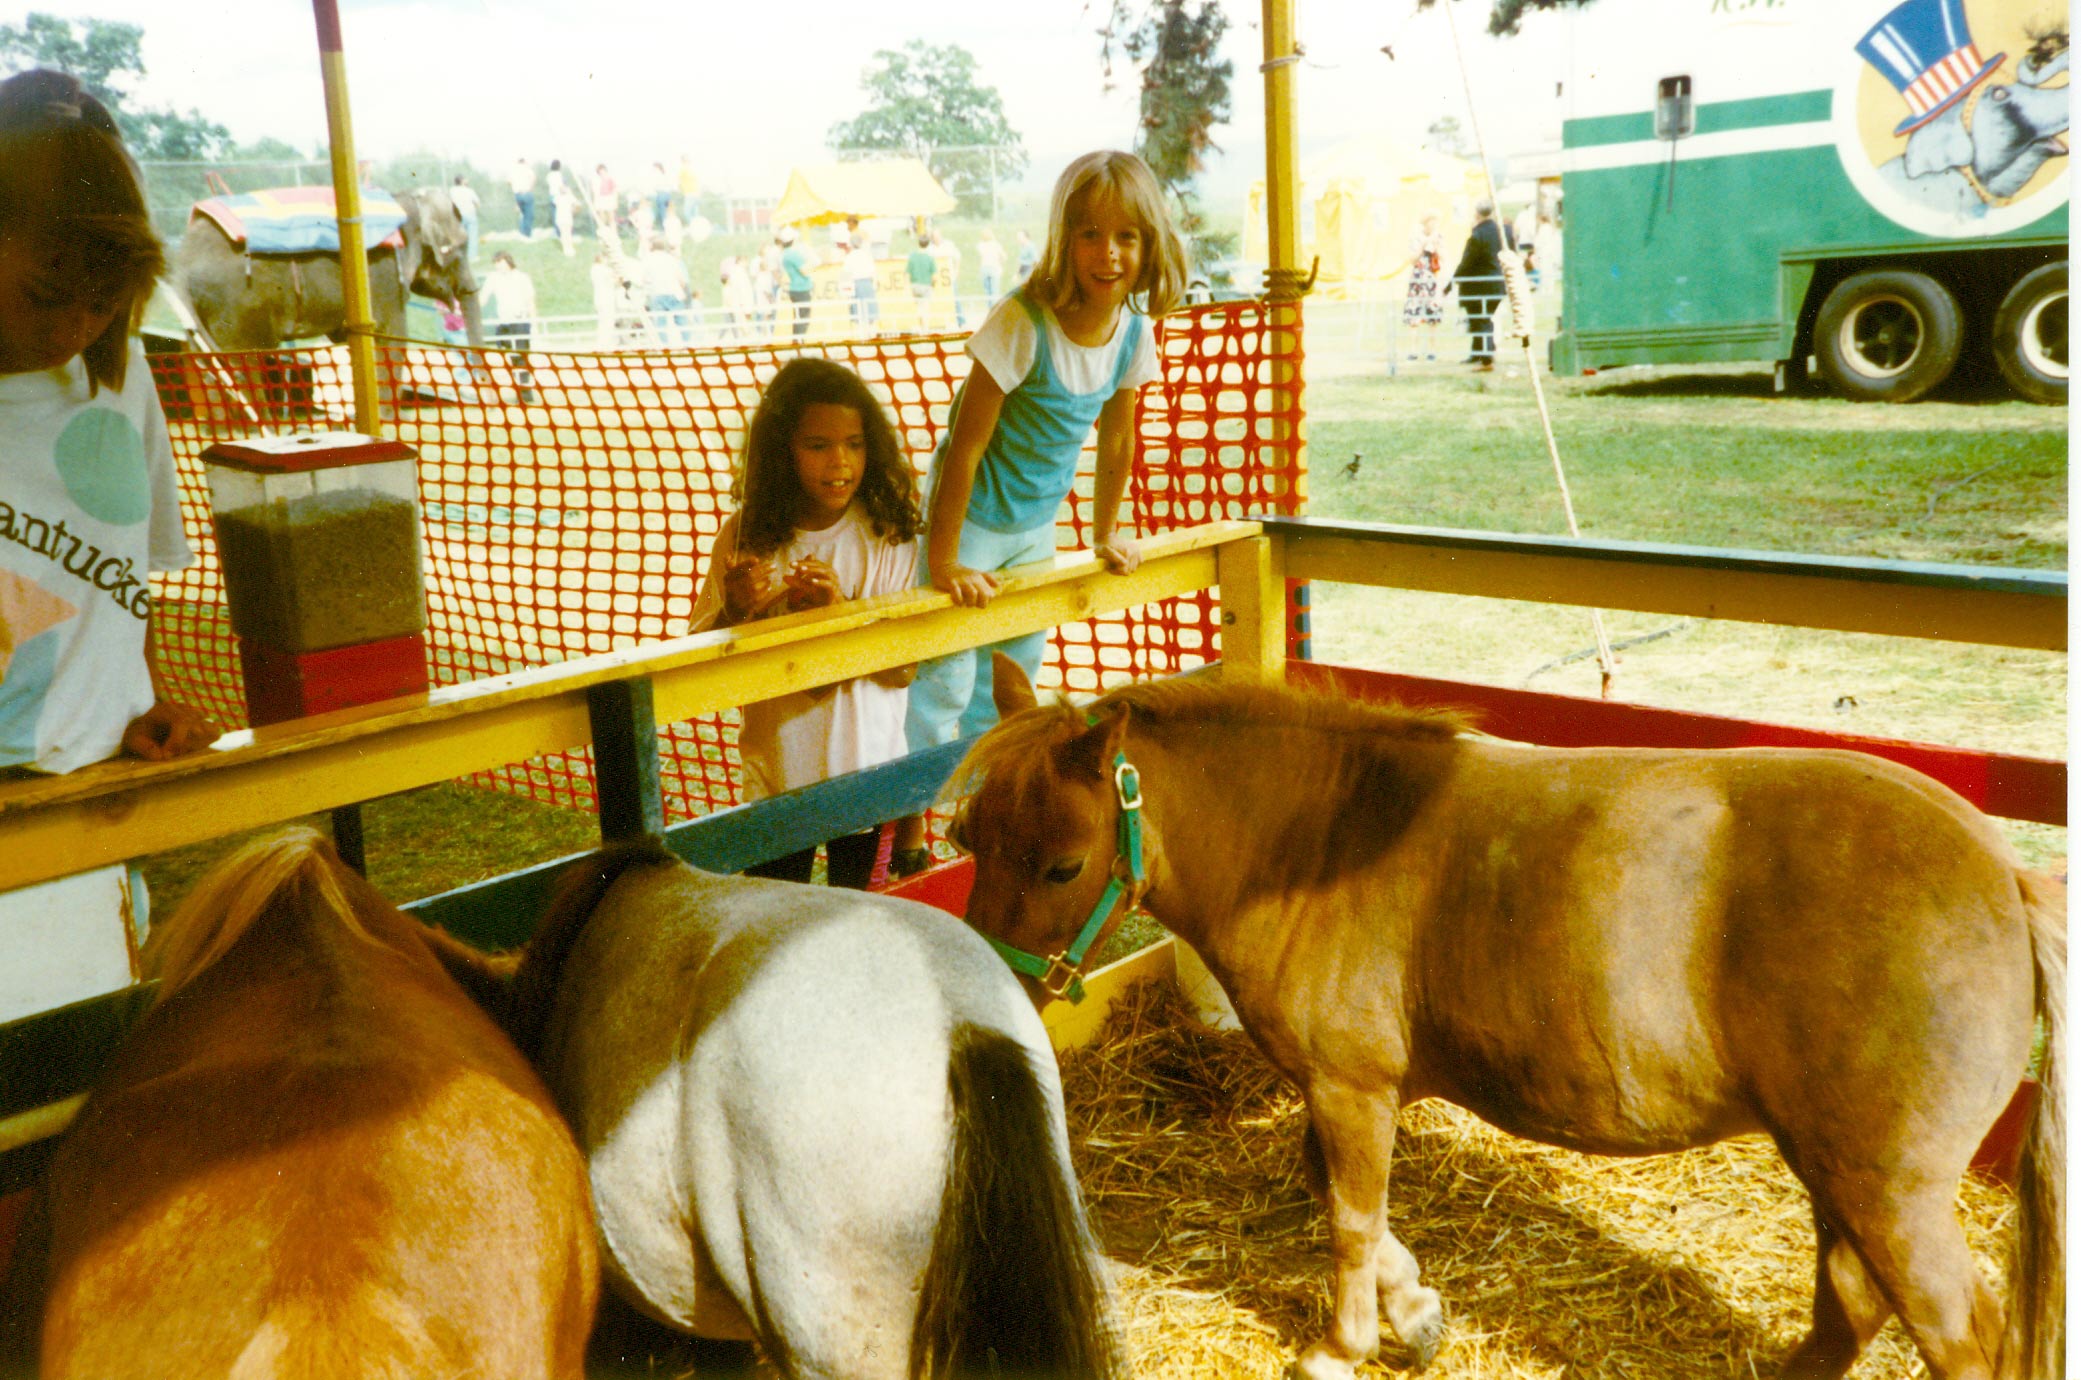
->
xmin=991 ymin=651 xmax=1039 ymax=717
xmin=1057 ymin=706 xmax=1128 ymax=784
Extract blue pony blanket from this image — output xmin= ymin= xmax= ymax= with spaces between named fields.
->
xmin=190 ymin=187 xmax=407 ymax=255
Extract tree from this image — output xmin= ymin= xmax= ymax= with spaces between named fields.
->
xmin=1424 ymin=115 xmax=1473 ymax=158
xmin=828 ymin=41 xmax=1027 ymax=216
xmin=0 ymin=12 xmax=229 ymax=161
xmin=1412 ymin=0 xmax=1600 ymax=38
xmin=1098 ymin=1 xmax=1236 ymax=268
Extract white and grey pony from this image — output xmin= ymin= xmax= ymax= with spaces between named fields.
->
xmin=503 ymin=838 xmax=1122 ymax=1380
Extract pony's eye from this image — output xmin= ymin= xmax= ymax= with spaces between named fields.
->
xmin=1044 ymin=859 xmax=1085 ymax=885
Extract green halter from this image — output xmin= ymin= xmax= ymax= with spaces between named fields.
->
xmin=986 ymin=718 xmax=1147 ymax=1005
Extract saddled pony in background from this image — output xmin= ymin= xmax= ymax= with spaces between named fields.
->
xmin=951 ymin=656 xmax=2063 ymax=1380
xmin=29 ymin=828 xmax=598 ymax=1379
xmin=505 ymin=838 xmax=1122 ymax=1380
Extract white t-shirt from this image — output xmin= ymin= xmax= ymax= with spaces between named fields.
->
xmin=482 ymin=265 xmax=537 ymax=322
xmin=0 ymin=342 xmax=189 ymax=1021
xmin=690 ymin=507 xmax=916 ymax=800
xmin=0 ymin=343 xmax=191 ymax=774
xmin=843 ymin=244 xmax=876 ymax=283
xmin=450 ymin=183 xmax=480 ymax=220
xmin=965 ymin=292 xmax=1162 ymax=398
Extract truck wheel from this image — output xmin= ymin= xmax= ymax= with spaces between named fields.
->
xmin=1813 ymin=270 xmax=1963 ymax=402
xmin=1992 ymin=263 xmax=2067 ymax=405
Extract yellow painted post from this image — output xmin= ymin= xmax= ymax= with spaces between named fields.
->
xmin=312 ymin=0 xmax=380 ymax=437
xmin=1216 ymin=534 xmax=1287 ymax=681
xmin=1260 ymin=0 xmax=1308 ymax=515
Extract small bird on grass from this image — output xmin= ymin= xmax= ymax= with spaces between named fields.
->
xmin=1343 ymin=453 xmax=1362 ymax=479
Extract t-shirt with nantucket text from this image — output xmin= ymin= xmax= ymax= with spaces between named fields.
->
xmin=0 ymin=342 xmax=192 ymax=774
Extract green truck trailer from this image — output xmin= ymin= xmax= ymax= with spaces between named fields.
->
xmin=1550 ymin=0 xmax=2067 ymax=402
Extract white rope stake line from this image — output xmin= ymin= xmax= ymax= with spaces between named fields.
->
xmin=1439 ymin=0 xmax=1617 ymax=696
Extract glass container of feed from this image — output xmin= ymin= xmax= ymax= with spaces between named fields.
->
xmin=203 ymin=432 xmax=426 ymax=654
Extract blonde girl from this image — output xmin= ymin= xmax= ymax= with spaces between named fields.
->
xmin=0 ymin=69 xmax=218 ymax=1019
xmin=690 ymin=357 xmax=920 ymax=889
xmin=893 ymin=149 xmax=1186 ymax=874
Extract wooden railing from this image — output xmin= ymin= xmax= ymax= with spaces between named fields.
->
xmin=0 ymin=516 xmax=2063 ymax=1187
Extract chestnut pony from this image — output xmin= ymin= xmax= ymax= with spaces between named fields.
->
xmin=32 ymin=828 xmax=598 ymax=1379
xmin=951 ymin=656 xmax=2064 ymax=1380
xmin=504 ymin=838 xmax=1122 ymax=1380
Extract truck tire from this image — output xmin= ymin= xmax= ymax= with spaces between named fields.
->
xmin=1813 ymin=270 xmax=1963 ymax=402
xmin=1991 ymin=263 xmax=2067 ymax=405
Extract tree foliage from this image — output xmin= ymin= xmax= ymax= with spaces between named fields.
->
xmin=828 ymin=41 xmax=1027 ymax=215
xmin=1412 ymin=0 xmax=1600 ymax=38
xmin=0 ymin=12 xmax=230 ymax=161
xmin=1098 ymin=1 xmax=1235 ymax=263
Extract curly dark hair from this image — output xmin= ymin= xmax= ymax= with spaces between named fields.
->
xmin=734 ymin=357 xmax=921 ymax=556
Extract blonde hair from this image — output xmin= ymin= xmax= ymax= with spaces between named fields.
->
xmin=0 ymin=70 xmax=161 ymax=392
xmin=1025 ymin=150 xmax=1188 ymax=319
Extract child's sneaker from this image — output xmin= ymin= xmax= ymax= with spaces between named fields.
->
xmin=890 ymin=847 xmax=934 ymax=878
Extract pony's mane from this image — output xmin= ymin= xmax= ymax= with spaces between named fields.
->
xmin=949 ymin=674 xmax=1465 ymax=838
xmin=506 ymin=837 xmax=680 ymax=1058
xmin=1099 ymin=674 xmax=1468 ymax=740
xmin=142 ymin=826 xmax=380 ymax=1005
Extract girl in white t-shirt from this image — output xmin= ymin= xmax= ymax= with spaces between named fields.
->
xmin=689 ymin=358 xmax=921 ymax=888
xmin=0 ymin=70 xmax=219 ymax=1020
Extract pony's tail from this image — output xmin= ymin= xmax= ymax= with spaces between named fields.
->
xmin=2000 ymin=868 xmax=2065 ymax=1380
xmin=141 ymin=825 xmax=365 ymax=1004
xmin=909 ymin=1024 xmax=1121 ymax=1380
xmin=506 ymin=837 xmax=678 ymax=1059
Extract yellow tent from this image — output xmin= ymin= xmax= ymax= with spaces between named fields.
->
xmin=772 ymin=159 xmax=956 ymax=227
xmin=1245 ymin=137 xmax=1478 ymax=300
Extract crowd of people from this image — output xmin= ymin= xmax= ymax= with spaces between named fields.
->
xmin=1403 ymin=194 xmax=1560 ymax=371
xmin=477 ymin=152 xmax=1043 ymax=350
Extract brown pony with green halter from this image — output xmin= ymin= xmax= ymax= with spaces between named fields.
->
xmin=950 ymin=655 xmax=2064 ymax=1380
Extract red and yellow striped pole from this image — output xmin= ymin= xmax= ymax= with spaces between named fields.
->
xmin=312 ymin=0 xmax=380 ymax=436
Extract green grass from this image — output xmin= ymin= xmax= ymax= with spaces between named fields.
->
xmin=1307 ymin=367 xmax=2067 ymax=565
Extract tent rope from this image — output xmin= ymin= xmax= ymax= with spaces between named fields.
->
xmin=1439 ymin=0 xmax=1617 ymax=696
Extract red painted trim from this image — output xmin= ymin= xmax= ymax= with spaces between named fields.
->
xmin=312 ymin=0 xmax=344 ymax=53
xmin=1294 ymin=663 xmax=2065 ymax=827
xmin=878 ymin=857 xmax=975 ymax=917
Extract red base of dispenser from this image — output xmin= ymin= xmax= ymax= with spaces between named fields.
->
xmin=239 ymin=634 xmax=430 ymax=727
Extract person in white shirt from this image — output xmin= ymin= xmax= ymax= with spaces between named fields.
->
xmin=508 ymin=157 xmax=536 ymax=238
xmin=843 ymin=237 xmax=878 ymax=332
xmin=689 ymin=358 xmax=921 ymax=888
xmin=976 ymin=227 xmax=1006 ymax=302
xmin=449 ymin=174 xmax=480 ymax=264
xmin=0 ymin=70 xmax=218 ymax=1022
xmin=640 ymin=238 xmax=692 ymax=345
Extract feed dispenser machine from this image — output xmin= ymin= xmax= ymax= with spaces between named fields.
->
xmin=204 ymin=433 xmax=430 ymax=727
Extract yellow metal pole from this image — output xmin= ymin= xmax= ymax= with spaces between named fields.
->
xmin=1260 ymin=0 xmax=1306 ymax=512
xmin=313 ymin=0 xmax=380 ymax=436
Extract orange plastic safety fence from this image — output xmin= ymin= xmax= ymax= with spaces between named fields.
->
xmin=145 ymin=298 xmax=1304 ymax=825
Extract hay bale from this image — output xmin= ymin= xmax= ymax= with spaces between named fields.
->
xmin=1061 ymin=979 xmax=2017 ymax=1378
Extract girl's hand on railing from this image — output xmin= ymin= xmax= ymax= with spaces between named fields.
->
xmin=122 ymin=699 xmax=220 ymax=762
xmin=1096 ymin=534 xmax=1142 ymax=576
xmin=932 ymin=562 xmax=1001 ymax=608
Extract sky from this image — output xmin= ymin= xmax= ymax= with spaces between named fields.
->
xmin=18 ymin=0 xmax=1576 ymax=207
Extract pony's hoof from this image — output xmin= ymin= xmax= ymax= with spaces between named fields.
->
xmin=1386 ymin=1286 xmax=1444 ymax=1367
xmin=1289 ymin=1344 xmax=1359 ymax=1380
